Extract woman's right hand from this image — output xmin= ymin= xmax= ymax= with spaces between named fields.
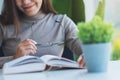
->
xmin=13 ymin=39 xmax=37 ymax=59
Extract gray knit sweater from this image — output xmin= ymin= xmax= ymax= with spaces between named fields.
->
xmin=0 ymin=12 xmax=82 ymax=67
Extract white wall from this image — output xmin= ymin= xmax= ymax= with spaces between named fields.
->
xmin=83 ymin=0 xmax=102 ymax=22
xmin=83 ymin=0 xmax=120 ymax=28
xmin=104 ymin=0 xmax=120 ymax=27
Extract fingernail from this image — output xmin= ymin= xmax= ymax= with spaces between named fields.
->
xmin=33 ymin=40 xmax=37 ymax=44
xmin=29 ymin=39 xmax=37 ymax=44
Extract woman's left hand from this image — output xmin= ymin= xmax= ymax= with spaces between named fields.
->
xmin=77 ymin=55 xmax=86 ymax=68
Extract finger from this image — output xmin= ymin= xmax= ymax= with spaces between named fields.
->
xmin=77 ymin=55 xmax=82 ymax=62
xmin=29 ymin=39 xmax=37 ymax=44
xmin=24 ymin=39 xmax=37 ymax=44
xmin=25 ymin=49 xmax=36 ymax=55
xmin=80 ymin=58 xmax=85 ymax=67
xmin=24 ymin=45 xmax=37 ymax=54
xmin=23 ymin=42 xmax=37 ymax=50
xmin=18 ymin=42 xmax=37 ymax=52
xmin=77 ymin=55 xmax=86 ymax=68
xmin=18 ymin=44 xmax=37 ymax=55
xmin=22 ymin=39 xmax=37 ymax=50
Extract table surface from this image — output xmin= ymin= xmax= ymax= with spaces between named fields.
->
xmin=0 ymin=60 xmax=120 ymax=80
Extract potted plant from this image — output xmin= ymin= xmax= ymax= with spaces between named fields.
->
xmin=77 ymin=15 xmax=114 ymax=72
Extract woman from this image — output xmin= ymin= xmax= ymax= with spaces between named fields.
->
xmin=0 ymin=0 xmax=85 ymax=67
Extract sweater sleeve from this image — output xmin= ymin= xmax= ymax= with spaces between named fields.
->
xmin=62 ymin=15 xmax=83 ymax=56
xmin=0 ymin=23 xmax=13 ymax=68
xmin=0 ymin=23 xmax=3 ymax=49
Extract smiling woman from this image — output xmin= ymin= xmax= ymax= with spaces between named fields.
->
xmin=0 ymin=0 xmax=85 ymax=68
xmin=15 ymin=0 xmax=42 ymax=16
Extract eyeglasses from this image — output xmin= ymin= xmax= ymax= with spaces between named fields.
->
xmin=36 ymin=42 xmax=64 ymax=47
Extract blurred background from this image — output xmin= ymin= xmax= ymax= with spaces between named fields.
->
xmin=51 ymin=0 xmax=120 ymax=60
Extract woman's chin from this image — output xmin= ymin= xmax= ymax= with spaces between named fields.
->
xmin=25 ymin=11 xmax=38 ymax=16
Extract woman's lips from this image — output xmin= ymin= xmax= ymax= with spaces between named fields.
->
xmin=23 ymin=4 xmax=35 ymax=11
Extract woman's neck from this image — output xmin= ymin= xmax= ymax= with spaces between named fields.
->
xmin=20 ymin=11 xmax=47 ymax=22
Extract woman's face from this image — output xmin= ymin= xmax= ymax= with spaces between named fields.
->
xmin=15 ymin=0 xmax=42 ymax=16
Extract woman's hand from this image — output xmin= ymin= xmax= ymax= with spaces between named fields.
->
xmin=13 ymin=39 xmax=37 ymax=59
xmin=77 ymin=55 xmax=86 ymax=68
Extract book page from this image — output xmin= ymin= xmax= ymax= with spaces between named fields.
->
xmin=40 ymin=55 xmax=80 ymax=68
xmin=40 ymin=55 xmax=61 ymax=63
xmin=3 ymin=56 xmax=46 ymax=74
xmin=13 ymin=57 xmax=44 ymax=67
xmin=4 ymin=56 xmax=40 ymax=68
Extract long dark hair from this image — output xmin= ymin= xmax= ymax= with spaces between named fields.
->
xmin=0 ymin=0 xmax=57 ymax=35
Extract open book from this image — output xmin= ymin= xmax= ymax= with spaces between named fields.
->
xmin=3 ymin=55 xmax=82 ymax=74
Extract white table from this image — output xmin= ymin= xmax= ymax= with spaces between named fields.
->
xmin=0 ymin=60 xmax=120 ymax=80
